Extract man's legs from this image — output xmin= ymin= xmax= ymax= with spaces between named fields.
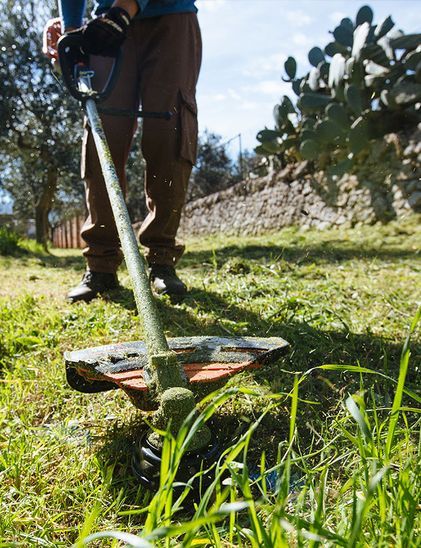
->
xmin=67 ymin=27 xmax=140 ymax=302
xmin=68 ymin=14 xmax=202 ymax=302
xmin=136 ymin=14 xmax=202 ymax=295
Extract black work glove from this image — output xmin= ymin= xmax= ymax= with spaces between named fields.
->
xmin=82 ymin=7 xmax=131 ymax=56
xmin=62 ymin=29 xmax=90 ymax=66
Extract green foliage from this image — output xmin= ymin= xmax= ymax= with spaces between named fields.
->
xmin=0 ymin=218 xmax=419 ymax=545
xmin=0 ymin=1 xmax=84 ymax=244
xmin=257 ymin=4 xmax=421 ymax=169
xmin=0 ymin=226 xmax=21 ymax=256
xmin=188 ymin=131 xmax=240 ymax=201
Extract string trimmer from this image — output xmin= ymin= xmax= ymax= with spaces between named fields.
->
xmin=58 ymin=35 xmax=289 ymax=490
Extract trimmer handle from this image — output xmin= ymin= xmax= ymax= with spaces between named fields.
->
xmin=57 ymin=32 xmax=121 ymax=103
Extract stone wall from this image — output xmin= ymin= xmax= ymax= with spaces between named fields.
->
xmin=179 ymin=127 xmax=421 ymax=237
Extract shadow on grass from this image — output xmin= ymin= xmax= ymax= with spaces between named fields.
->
xmin=5 ymin=244 xmax=86 ymax=271
xmin=10 ymin=227 xmax=419 ymax=274
xmin=104 ymin=284 xmax=419 ymax=382
xmin=182 ymin=241 xmax=419 ymax=268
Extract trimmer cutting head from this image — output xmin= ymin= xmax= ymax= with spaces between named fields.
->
xmin=65 ymin=336 xmax=289 ymax=410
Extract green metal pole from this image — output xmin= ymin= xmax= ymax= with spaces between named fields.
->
xmin=84 ymin=97 xmax=211 ymax=444
xmin=84 ymin=97 xmax=169 ymax=357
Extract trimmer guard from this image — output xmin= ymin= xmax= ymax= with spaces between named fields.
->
xmin=65 ymin=336 xmax=289 ymax=409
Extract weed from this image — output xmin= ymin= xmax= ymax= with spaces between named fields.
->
xmin=0 ymin=226 xmax=21 ymax=256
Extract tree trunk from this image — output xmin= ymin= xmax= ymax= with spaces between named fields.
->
xmin=35 ymin=165 xmax=58 ymax=248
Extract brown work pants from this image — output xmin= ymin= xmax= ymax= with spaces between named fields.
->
xmin=80 ymin=13 xmax=202 ymax=272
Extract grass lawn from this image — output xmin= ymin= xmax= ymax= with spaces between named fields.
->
xmin=0 ymin=217 xmax=420 ymax=546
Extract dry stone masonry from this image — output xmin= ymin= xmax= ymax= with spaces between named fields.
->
xmin=179 ymin=128 xmax=421 ymax=237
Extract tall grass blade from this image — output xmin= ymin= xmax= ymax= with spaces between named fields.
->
xmin=385 ymin=308 xmax=420 ymax=459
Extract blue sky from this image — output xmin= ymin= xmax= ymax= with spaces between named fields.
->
xmin=195 ymin=0 xmax=421 ymax=154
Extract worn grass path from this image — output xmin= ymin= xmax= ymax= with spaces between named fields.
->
xmin=0 ymin=218 xmax=420 ymax=545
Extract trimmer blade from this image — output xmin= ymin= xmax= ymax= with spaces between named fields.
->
xmin=65 ymin=336 xmax=289 ymax=409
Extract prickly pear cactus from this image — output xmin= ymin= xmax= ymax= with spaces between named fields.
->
xmin=256 ymin=4 xmax=421 ymax=173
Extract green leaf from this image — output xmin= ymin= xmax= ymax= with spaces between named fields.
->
xmin=326 ymin=103 xmax=349 ymax=128
xmin=254 ymin=144 xmax=269 ymax=156
xmin=356 ymin=5 xmax=373 ymax=26
xmin=325 ymin=41 xmax=349 ymax=57
xmin=308 ymin=47 xmax=325 ymax=67
xmin=281 ymin=95 xmax=296 ymax=112
xmin=260 ymin=140 xmax=282 ymax=154
xmin=316 ymin=364 xmax=421 ymax=403
xmin=362 ymin=43 xmax=390 ymax=67
xmin=301 ymin=129 xmax=317 ymax=141
xmin=333 ymin=24 xmax=354 ymax=48
xmin=300 ymin=92 xmax=331 ymax=111
xmin=390 ymin=33 xmax=421 ymax=50
xmin=275 ymin=95 xmax=296 ymax=121
xmin=282 ymin=136 xmax=298 ymax=150
xmin=345 ymin=84 xmax=362 ymax=115
xmin=346 ymin=395 xmax=371 ymax=440
xmin=340 ymin=17 xmax=354 ymax=33
xmin=256 ymin=129 xmax=280 ymax=143
xmin=315 ymin=119 xmax=343 ymax=143
xmin=346 ymin=56 xmax=366 ymax=86
xmin=14 ymin=335 xmax=43 ymax=350
xmin=300 ymin=139 xmax=320 ymax=160
xmin=289 ymin=375 xmax=299 ymax=443
xmin=375 ymin=16 xmax=395 ymax=39
xmin=348 ymin=116 xmax=369 ymax=154
xmin=388 ymin=82 xmax=421 ymax=105
xmin=292 ymin=77 xmax=303 ymax=96
xmin=318 ymin=61 xmax=330 ymax=81
xmin=386 ymin=308 xmax=420 ymax=458
xmin=404 ymin=49 xmax=421 ymax=70
xmin=284 ymin=56 xmax=297 ymax=80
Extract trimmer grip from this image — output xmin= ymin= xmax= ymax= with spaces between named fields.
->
xmin=57 ymin=33 xmax=121 ymax=103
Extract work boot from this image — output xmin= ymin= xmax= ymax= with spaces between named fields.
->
xmin=67 ymin=270 xmax=119 ymax=303
xmin=150 ymin=265 xmax=187 ymax=300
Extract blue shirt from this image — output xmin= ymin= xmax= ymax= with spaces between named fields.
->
xmin=60 ymin=0 xmax=197 ymax=30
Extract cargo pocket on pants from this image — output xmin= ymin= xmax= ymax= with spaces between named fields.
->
xmin=179 ymin=89 xmax=198 ymax=165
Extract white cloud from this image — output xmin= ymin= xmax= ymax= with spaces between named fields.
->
xmin=198 ymin=92 xmax=225 ymax=101
xmin=243 ymin=80 xmax=292 ymax=96
xmin=243 ymin=52 xmax=286 ymax=78
xmin=286 ymin=10 xmax=313 ymax=27
xmin=329 ymin=11 xmax=347 ymax=24
xmin=292 ymin=32 xmax=313 ymax=47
